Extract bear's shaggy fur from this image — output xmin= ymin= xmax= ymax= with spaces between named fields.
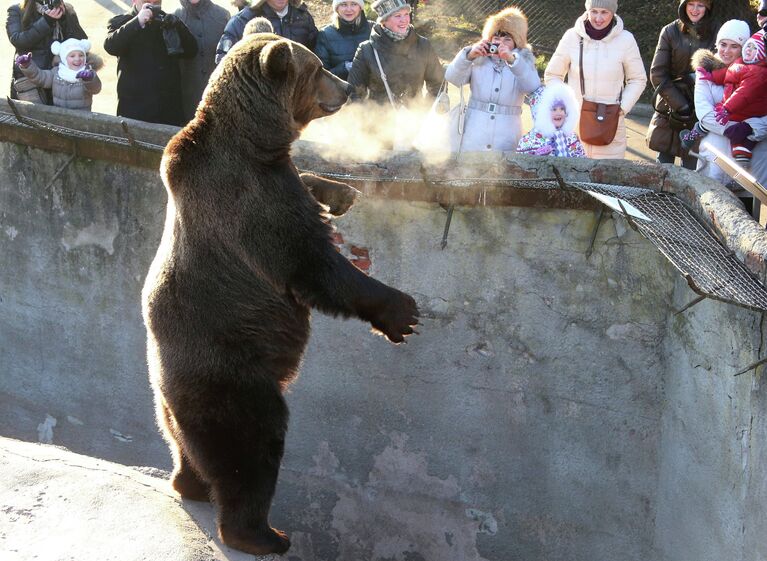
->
xmin=141 ymin=33 xmax=419 ymax=556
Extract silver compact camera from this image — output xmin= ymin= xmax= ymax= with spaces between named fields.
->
xmin=488 ymin=43 xmax=500 ymax=55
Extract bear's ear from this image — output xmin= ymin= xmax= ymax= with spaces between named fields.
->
xmin=259 ymin=40 xmax=294 ymax=80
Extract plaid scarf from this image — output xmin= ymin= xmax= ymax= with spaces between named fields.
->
xmin=553 ymin=130 xmax=569 ymax=157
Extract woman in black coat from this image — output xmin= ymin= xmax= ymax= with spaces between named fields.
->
xmin=6 ymin=0 xmax=87 ymax=103
xmin=646 ymin=0 xmax=718 ymax=168
xmin=347 ymin=0 xmax=443 ymax=108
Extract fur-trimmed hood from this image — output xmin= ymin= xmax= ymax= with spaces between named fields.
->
xmin=482 ymin=7 xmax=530 ymax=50
xmin=529 ymin=82 xmax=580 ymax=137
xmin=690 ymin=48 xmax=727 ymax=72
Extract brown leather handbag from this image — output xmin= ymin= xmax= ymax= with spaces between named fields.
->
xmin=577 ymin=38 xmax=621 ymax=146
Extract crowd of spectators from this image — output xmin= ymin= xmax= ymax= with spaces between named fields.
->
xmin=5 ymin=0 xmax=767 ymax=199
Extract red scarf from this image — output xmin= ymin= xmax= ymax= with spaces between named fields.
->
xmin=584 ymin=18 xmax=615 ymax=41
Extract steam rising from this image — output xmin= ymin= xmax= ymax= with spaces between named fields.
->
xmin=300 ymin=98 xmax=455 ymax=165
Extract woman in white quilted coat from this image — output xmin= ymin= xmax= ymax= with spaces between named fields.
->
xmin=444 ymin=6 xmax=540 ymax=153
xmin=544 ymin=0 xmax=646 ymax=159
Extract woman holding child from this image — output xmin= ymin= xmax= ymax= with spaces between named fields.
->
xmin=688 ymin=18 xmax=767 ymax=191
xmin=544 ymin=0 xmax=646 ymax=159
xmin=444 ymin=6 xmax=540 ymax=153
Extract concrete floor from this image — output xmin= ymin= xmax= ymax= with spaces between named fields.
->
xmin=0 ymin=0 xmax=658 ymax=163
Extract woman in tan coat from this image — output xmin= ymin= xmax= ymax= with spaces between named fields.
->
xmin=544 ymin=0 xmax=646 ymax=159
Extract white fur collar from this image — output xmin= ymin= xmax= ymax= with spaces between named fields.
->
xmin=533 ymin=82 xmax=580 ymax=137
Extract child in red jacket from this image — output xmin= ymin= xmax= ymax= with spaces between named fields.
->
xmin=691 ymin=30 xmax=767 ymax=166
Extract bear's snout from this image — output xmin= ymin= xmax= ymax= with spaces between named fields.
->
xmin=316 ymin=71 xmax=349 ymax=116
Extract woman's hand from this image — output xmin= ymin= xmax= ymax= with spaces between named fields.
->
xmin=467 ymin=40 xmax=490 ymax=61
xmin=497 ymin=43 xmax=516 ymax=64
xmin=138 ymin=3 xmax=155 ymax=26
xmin=44 ymin=5 xmax=65 ymax=20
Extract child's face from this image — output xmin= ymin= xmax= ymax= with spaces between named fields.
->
xmin=66 ymin=50 xmax=85 ymax=69
xmin=743 ymin=40 xmax=756 ymax=63
xmin=551 ymin=105 xmax=567 ymax=129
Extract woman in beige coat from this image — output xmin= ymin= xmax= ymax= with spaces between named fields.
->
xmin=544 ymin=0 xmax=646 ymax=159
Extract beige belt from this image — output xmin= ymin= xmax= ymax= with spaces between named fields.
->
xmin=467 ymin=99 xmax=522 ymax=116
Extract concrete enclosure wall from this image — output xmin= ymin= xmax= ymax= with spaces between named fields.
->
xmin=1 ymin=111 xmax=767 ymax=560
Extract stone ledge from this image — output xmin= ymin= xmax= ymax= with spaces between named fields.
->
xmin=0 ymin=438 xmax=276 ymax=561
xmin=1 ymin=99 xmax=765 ymax=280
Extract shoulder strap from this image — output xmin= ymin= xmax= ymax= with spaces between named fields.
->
xmin=579 ymin=37 xmax=585 ymax=97
xmin=372 ymin=47 xmax=397 ymax=109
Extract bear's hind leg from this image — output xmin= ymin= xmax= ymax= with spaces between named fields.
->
xmin=172 ymin=452 xmax=212 ymax=502
xmin=171 ymin=377 xmax=291 ymax=556
xmin=161 ymin=402 xmax=212 ymax=502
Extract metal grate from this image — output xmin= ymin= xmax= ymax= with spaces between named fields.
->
xmin=569 ymin=181 xmax=767 ymax=313
xmin=0 ymin=110 xmax=165 ymax=152
xmin=3 ymin=107 xmax=765 ymax=311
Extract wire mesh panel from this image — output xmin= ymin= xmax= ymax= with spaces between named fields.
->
xmin=570 ymin=182 xmax=767 ymax=312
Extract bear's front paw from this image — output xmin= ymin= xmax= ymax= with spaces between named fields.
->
xmin=300 ymin=172 xmax=360 ymax=216
xmin=369 ymin=290 xmax=420 ymax=344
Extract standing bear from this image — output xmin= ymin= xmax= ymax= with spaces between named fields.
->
xmin=141 ymin=33 xmax=419 ymax=556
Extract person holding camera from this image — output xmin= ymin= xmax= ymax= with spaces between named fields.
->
xmin=444 ymin=6 xmax=540 ymax=152
xmin=7 ymin=0 xmax=87 ymax=104
xmin=104 ymin=0 xmax=198 ymax=126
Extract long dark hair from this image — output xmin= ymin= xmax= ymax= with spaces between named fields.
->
xmin=679 ymin=0 xmax=717 ymax=42
xmin=21 ymin=0 xmax=42 ymax=30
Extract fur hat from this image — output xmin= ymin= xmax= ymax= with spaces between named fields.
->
xmin=51 ymin=38 xmax=90 ymax=61
xmin=585 ymin=0 xmax=618 ymax=12
xmin=482 ymin=7 xmax=528 ymax=48
xmin=716 ymin=19 xmax=751 ymax=46
xmin=371 ymin=0 xmax=410 ymax=22
xmin=333 ymin=0 xmax=365 ymax=10
xmin=743 ymin=30 xmax=766 ymax=64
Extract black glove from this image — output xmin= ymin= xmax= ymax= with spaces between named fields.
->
xmin=161 ymin=13 xmax=179 ymax=29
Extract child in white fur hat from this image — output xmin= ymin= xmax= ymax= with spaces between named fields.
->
xmin=517 ymin=82 xmax=586 ymax=157
xmin=15 ymin=38 xmax=103 ymax=111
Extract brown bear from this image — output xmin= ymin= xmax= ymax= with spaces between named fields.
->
xmin=141 ymin=33 xmax=419 ymax=556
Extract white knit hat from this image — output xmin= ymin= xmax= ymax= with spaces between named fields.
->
xmin=51 ymin=38 xmax=91 ymax=61
xmin=333 ymin=0 xmax=365 ymax=10
xmin=371 ymin=0 xmax=410 ymax=22
xmin=716 ymin=19 xmax=751 ymax=46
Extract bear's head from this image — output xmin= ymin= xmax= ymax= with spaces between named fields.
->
xmin=200 ymin=34 xmax=349 ymax=139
